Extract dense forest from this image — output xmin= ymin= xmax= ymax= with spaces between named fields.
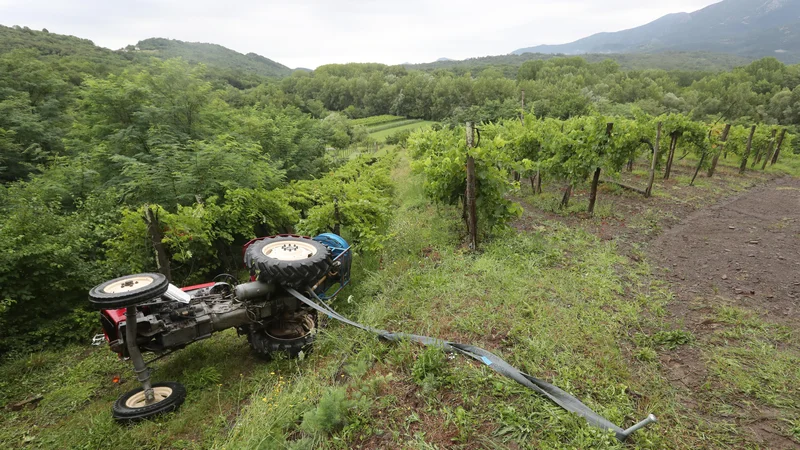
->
xmin=405 ymin=51 xmax=754 ymax=75
xmin=1 ymin=24 xmax=799 ymax=355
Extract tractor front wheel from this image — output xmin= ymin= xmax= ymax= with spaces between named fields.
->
xmin=89 ymin=273 xmax=169 ymax=310
xmin=111 ymin=381 xmax=186 ymax=423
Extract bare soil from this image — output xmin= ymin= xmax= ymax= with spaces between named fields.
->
xmin=652 ymin=176 xmax=800 ymax=326
xmin=649 ymin=176 xmax=800 ymax=449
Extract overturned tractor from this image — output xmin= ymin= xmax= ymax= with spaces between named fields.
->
xmin=90 ymin=234 xmax=351 ymax=422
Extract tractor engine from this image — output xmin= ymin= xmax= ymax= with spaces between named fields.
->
xmin=104 ymin=280 xmax=292 ymax=355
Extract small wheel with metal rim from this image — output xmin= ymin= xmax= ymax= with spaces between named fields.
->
xmin=112 ymin=381 xmax=186 ymax=423
xmin=248 ymin=309 xmax=317 ymax=360
xmin=89 ymin=273 xmax=170 ymax=310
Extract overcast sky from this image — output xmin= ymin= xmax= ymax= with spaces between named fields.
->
xmin=0 ymin=0 xmax=721 ymax=69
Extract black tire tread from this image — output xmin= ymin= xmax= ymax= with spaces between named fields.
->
xmin=89 ymin=273 xmax=170 ymax=310
xmin=112 ymin=381 xmax=186 ymax=423
xmin=244 ymin=236 xmax=331 ymax=288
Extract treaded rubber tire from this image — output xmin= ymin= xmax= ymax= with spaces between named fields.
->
xmin=89 ymin=273 xmax=169 ymax=310
xmin=244 ymin=236 xmax=331 ymax=288
xmin=248 ymin=312 xmax=317 ymax=360
xmin=112 ymin=381 xmax=186 ymax=423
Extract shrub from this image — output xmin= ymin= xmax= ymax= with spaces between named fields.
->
xmin=301 ymin=387 xmax=351 ymax=435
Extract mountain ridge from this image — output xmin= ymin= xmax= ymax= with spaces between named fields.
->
xmin=513 ymin=0 xmax=800 ymax=63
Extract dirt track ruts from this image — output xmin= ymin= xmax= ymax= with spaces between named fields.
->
xmin=650 ymin=176 xmax=800 ymax=448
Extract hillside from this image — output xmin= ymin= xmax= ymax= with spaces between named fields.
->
xmin=0 ymin=25 xmax=292 ymax=82
xmin=0 ymin=24 xmax=130 ymax=79
xmin=513 ymin=0 xmax=800 ymax=63
xmin=405 ymin=51 xmax=753 ymax=76
xmin=131 ymin=37 xmax=292 ymax=78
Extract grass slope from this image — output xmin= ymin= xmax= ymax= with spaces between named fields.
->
xmin=369 ymin=121 xmax=436 ymax=141
xmin=2 ymin=151 xmax=799 ymax=448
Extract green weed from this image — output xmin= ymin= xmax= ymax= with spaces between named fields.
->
xmin=412 ymin=346 xmax=450 ymax=392
xmin=650 ymin=330 xmax=694 ymax=349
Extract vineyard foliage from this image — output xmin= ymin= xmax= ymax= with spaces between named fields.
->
xmin=409 ymin=126 xmax=522 ymax=233
xmin=409 ymin=112 xmax=794 ymax=233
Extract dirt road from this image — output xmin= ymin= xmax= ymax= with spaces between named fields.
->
xmin=650 ymin=176 xmax=800 ymax=448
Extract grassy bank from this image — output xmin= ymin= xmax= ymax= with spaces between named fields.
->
xmin=2 ymin=151 xmax=798 ymax=448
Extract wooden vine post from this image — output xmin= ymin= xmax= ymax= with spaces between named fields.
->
xmin=739 ymin=125 xmax=756 ymax=174
xmin=560 ymin=184 xmax=573 ymax=208
xmin=761 ymin=128 xmax=778 ymax=170
xmin=770 ymin=128 xmax=787 ymax=165
xmin=465 ymin=122 xmax=478 ymax=250
xmin=144 ymin=205 xmax=171 ymax=282
xmin=761 ymin=129 xmax=783 ymax=170
xmin=510 ymin=90 xmax=525 ymax=182
xmin=588 ymin=122 xmax=613 ymax=215
xmin=645 ymin=122 xmax=661 ymax=198
xmin=707 ymin=124 xmax=731 ymax=178
xmin=690 ymin=124 xmax=715 ymax=186
xmin=663 ymin=132 xmax=678 ymax=180
xmin=535 ymin=171 xmax=542 ymax=194
xmin=333 ymin=196 xmax=341 ymax=235
xmin=751 ymin=128 xmax=774 ymax=168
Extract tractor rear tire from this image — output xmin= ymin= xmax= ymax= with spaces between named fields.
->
xmin=248 ymin=310 xmax=317 ymax=360
xmin=112 ymin=381 xmax=186 ymax=423
xmin=244 ymin=236 xmax=331 ymax=288
xmin=89 ymin=273 xmax=170 ymax=310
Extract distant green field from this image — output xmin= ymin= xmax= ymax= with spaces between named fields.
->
xmin=350 ymin=115 xmax=405 ymax=127
xmin=369 ymin=120 xmax=436 ymax=141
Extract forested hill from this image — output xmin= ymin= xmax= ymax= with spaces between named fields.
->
xmin=0 ymin=24 xmax=130 ymax=79
xmin=131 ymin=38 xmax=292 ymax=78
xmin=513 ymin=0 xmax=800 ymax=63
xmin=405 ymin=51 xmax=752 ymax=77
xmin=0 ymin=25 xmax=292 ymax=81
